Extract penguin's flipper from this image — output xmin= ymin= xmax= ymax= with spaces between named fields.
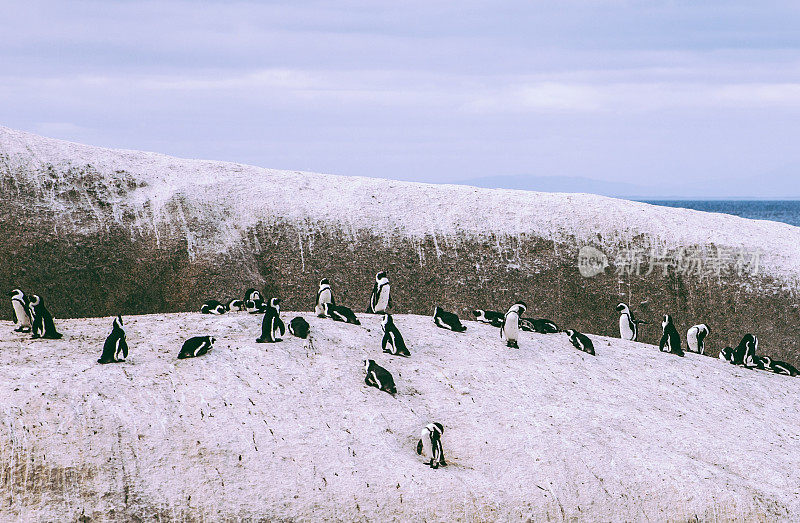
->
xmin=121 ymin=338 xmax=129 ymax=359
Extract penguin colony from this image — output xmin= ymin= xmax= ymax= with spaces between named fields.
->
xmin=7 ymin=273 xmax=799 ymax=472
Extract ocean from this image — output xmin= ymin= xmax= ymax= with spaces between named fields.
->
xmin=641 ymin=200 xmax=800 ymax=228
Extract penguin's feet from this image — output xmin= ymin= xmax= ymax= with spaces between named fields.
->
xmin=506 ymin=341 xmax=519 ymax=349
xmin=31 ymin=334 xmax=40 ymax=339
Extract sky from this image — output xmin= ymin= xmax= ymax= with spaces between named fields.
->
xmin=2 ymin=1 xmax=800 ymax=195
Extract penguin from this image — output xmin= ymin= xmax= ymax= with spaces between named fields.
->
xmin=8 ymin=289 xmax=32 ymax=333
xmin=29 ymin=295 xmax=62 ymax=340
xmin=288 ymin=316 xmax=310 ymax=339
xmin=367 ymin=271 xmax=391 ymax=314
xmin=415 ymin=422 xmax=446 ymax=469
xmin=686 ymin=324 xmax=711 ymax=355
xmin=759 ymin=356 xmax=799 ymax=376
xmin=200 ymin=299 xmax=226 ymax=315
xmin=256 ymin=298 xmax=285 ymax=343
xmin=731 ymin=334 xmax=758 ymax=367
xmin=178 ymin=336 xmax=215 ymax=359
xmin=566 ymin=329 xmax=595 ymax=355
xmin=381 ymin=313 xmax=410 ymax=357
xmin=433 ymin=307 xmax=467 ymax=332
xmin=244 ymin=288 xmax=265 ymax=314
xmin=363 ymin=359 xmax=396 ymax=394
xmin=501 ymin=302 xmax=527 ymax=349
xmin=659 ymin=314 xmax=684 ymax=356
xmin=315 ymin=278 xmax=335 ymax=317
xmin=472 ymin=309 xmax=505 ymax=327
xmin=616 ymin=303 xmax=648 ymax=341
xmin=227 ymin=299 xmax=245 ymax=312
xmin=719 ymin=346 xmax=734 ymax=363
xmin=98 ymin=316 xmax=128 ymax=364
xmin=519 ymin=318 xmax=536 ymax=332
xmin=322 ymin=303 xmax=361 ymax=325
xmin=528 ymin=318 xmax=561 ymax=334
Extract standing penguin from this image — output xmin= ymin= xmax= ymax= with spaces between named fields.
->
xmin=381 ymin=313 xmax=410 ymax=357
xmin=29 ymin=295 xmax=62 ymax=340
xmin=367 ymin=271 xmax=391 ymax=314
xmin=178 ymin=336 xmax=215 ymax=359
xmin=315 ymin=278 xmax=335 ymax=317
xmin=616 ymin=303 xmax=648 ymax=341
xmin=659 ymin=314 xmax=684 ymax=356
xmin=433 ymin=307 xmax=467 ymax=332
xmin=686 ymin=324 xmax=711 ymax=354
xmin=415 ymin=422 xmax=446 ymax=469
xmin=98 ymin=316 xmax=128 ymax=364
xmin=8 ymin=289 xmax=32 ymax=333
xmin=732 ymin=334 xmax=758 ymax=367
xmin=256 ymin=298 xmax=285 ymax=343
xmin=501 ymin=302 xmax=527 ymax=349
xmin=566 ymin=329 xmax=595 ymax=355
xmin=364 ymin=359 xmax=396 ymax=394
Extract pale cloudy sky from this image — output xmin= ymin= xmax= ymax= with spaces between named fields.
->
xmin=2 ymin=1 xmax=800 ymax=193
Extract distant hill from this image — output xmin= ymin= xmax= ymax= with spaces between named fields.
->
xmin=2 ymin=125 xmax=800 ymax=368
xmin=453 ymin=173 xmax=800 ymax=200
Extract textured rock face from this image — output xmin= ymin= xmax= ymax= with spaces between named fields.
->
xmin=1 ymin=126 xmax=799 ymax=363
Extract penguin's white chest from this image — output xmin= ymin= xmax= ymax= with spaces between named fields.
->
xmin=12 ymin=300 xmax=31 ymax=327
xmin=687 ymin=328 xmax=699 ymax=352
xmin=619 ymin=315 xmax=635 ymax=340
xmin=318 ymin=288 xmax=332 ymax=305
xmin=375 ymin=284 xmax=390 ymax=312
xmin=503 ymin=313 xmax=520 ymax=340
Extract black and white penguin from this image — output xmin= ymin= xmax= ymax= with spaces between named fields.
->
xmin=256 ymin=298 xmax=285 ymax=343
xmin=381 ymin=313 xmax=410 ymax=357
xmin=200 ymin=299 xmax=226 ymax=315
xmin=367 ymin=271 xmax=391 ymax=314
xmin=178 ymin=336 xmax=215 ymax=359
xmin=566 ymin=329 xmax=595 ymax=355
xmin=322 ymin=302 xmax=361 ymax=325
xmin=288 ymin=316 xmax=310 ymax=339
xmin=759 ymin=356 xmax=799 ymax=376
xmin=363 ymin=359 xmax=396 ymax=394
xmin=315 ymin=278 xmax=334 ymax=317
xmin=227 ymin=299 xmax=245 ymax=312
xmin=8 ymin=289 xmax=32 ymax=333
xmin=527 ymin=318 xmax=561 ymax=334
xmin=659 ymin=314 xmax=684 ymax=356
xmin=29 ymin=295 xmax=62 ymax=340
xmin=501 ymin=302 xmax=527 ymax=349
xmin=719 ymin=346 xmax=734 ymax=363
xmin=616 ymin=303 xmax=648 ymax=341
xmin=244 ymin=288 xmax=265 ymax=314
xmin=433 ymin=306 xmax=466 ymax=332
xmin=472 ymin=309 xmax=504 ymax=327
xmin=98 ymin=316 xmax=128 ymax=364
xmin=731 ymin=334 xmax=758 ymax=367
xmin=415 ymin=422 xmax=446 ymax=469
xmin=686 ymin=324 xmax=711 ymax=355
